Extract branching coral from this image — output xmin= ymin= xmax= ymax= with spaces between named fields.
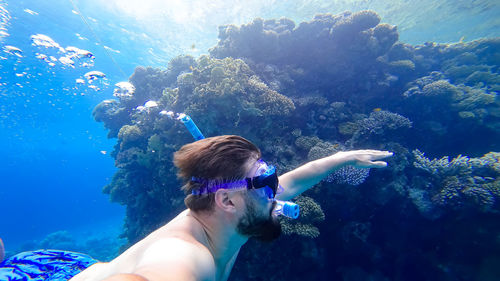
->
xmin=402 ymin=38 xmax=500 ymax=138
xmin=404 ymin=76 xmax=460 ymax=99
xmin=326 ymin=166 xmax=370 ymax=186
xmin=295 ymin=135 xmax=321 ymax=151
xmin=404 ymin=72 xmax=499 ymax=138
xmin=413 ymin=149 xmax=471 ymax=177
xmin=356 ymin=110 xmax=412 ymax=135
xmin=412 ymin=149 xmax=500 ymax=213
xmin=348 ymin=110 xmax=412 ymax=147
xmin=303 ymin=139 xmax=369 ymax=185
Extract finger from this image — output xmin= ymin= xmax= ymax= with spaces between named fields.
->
xmin=369 ymin=151 xmax=393 ymax=159
xmin=370 ymin=161 xmax=388 ymax=168
xmin=360 ymin=150 xmax=393 ymax=155
xmin=378 ymin=151 xmax=393 ymax=158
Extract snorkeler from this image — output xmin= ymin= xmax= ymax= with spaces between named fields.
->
xmin=70 ymin=135 xmax=392 ymax=281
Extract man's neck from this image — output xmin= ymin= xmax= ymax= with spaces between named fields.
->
xmin=187 ymin=210 xmax=247 ymax=270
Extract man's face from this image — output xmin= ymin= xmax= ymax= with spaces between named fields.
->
xmin=236 ymin=191 xmax=282 ymax=242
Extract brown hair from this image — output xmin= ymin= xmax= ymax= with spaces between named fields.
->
xmin=173 ymin=135 xmax=261 ymax=212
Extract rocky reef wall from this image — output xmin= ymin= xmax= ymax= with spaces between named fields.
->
xmin=94 ymin=10 xmax=499 ymax=281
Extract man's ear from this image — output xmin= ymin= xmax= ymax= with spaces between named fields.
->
xmin=214 ymin=189 xmax=237 ymax=213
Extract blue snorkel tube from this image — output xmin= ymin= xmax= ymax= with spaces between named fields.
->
xmin=178 ymin=114 xmax=299 ymax=219
xmin=178 ymin=113 xmax=205 ymax=140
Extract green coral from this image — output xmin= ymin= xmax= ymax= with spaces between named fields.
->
xmin=404 ymin=72 xmax=499 ymax=135
xmin=295 ymin=135 xmax=321 ymax=151
xmin=338 ymin=122 xmax=359 ymax=136
xmin=118 ymin=125 xmax=143 ymax=149
xmin=307 ymin=140 xmax=341 ymax=161
xmin=421 ymin=80 xmax=461 ymax=98
xmin=454 ymin=86 xmax=495 ymax=111
xmin=474 ymin=152 xmax=500 ymax=173
xmin=280 ymin=196 xmax=325 ymax=238
xmin=255 ymin=87 xmax=295 ymax=115
xmin=465 ymin=71 xmax=500 ymax=86
xmin=330 ymin=10 xmax=381 ymax=40
xmin=388 ymin=59 xmax=416 ymax=74
xmin=160 ymin=55 xmax=295 ymax=137
xmin=444 ymin=64 xmax=490 ymax=82
xmin=413 ymin=149 xmax=500 ymax=213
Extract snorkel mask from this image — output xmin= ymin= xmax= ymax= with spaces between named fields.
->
xmin=191 ymin=160 xmax=281 ymax=199
xmin=249 ymin=161 xmax=299 ymax=219
xmin=191 ymin=160 xmax=299 ymax=219
xmin=180 ymin=113 xmax=299 ymax=219
xmin=249 ymin=160 xmax=283 ymax=199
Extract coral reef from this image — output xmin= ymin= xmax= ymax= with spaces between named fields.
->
xmin=280 ymin=196 xmax=325 ymax=238
xmin=326 ymin=166 xmax=370 ymax=186
xmin=412 ymin=150 xmax=500 ymax=214
xmin=92 ymin=100 xmax=131 ymax=138
xmin=349 ymin=110 xmax=412 ymax=146
xmin=92 ymin=10 xmax=500 ymax=281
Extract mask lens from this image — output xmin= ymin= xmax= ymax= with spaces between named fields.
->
xmin=263 ymin=186 xmax=275 ymax=199
xmin=258 ymin=171 xmax=276 ymax=184
xmin=250 ymin=162 xmax=279 ymax=199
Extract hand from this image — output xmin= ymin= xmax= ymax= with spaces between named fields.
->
xmin=334 ymin=150 xmax=393 ymax=168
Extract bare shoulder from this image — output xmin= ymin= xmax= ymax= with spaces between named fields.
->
xmin=134 ymin=237 xmax=215 ymax=281
xmin=70 ymin=262 xmax=111 ymax=281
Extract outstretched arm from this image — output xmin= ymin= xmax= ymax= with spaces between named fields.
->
xmin=276 ymin=150 xmax=393 ymax=201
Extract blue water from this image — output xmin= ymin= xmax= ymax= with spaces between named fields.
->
xmin=0 ymin=0 xmax=499 ymax=271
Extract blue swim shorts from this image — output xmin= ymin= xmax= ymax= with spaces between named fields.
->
xmin=0 ymin=249 xmax=98 ymax=281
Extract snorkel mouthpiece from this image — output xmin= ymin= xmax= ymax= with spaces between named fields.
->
xmin=273 ymin=200 xmax=300 ymax=219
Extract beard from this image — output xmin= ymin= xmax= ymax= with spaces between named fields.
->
xmin=236 ymin=198 xmax=281 ymax=242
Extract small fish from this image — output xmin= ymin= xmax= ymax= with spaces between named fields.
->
xmin=191 ymin=43 xmax=196 ymax=49
xmin=459 ymin=36 xmax=465 ymax=43
xmin=373 ymin=108 xmax=382 ymax=112
xmin=100 ymin=150 xmax=107 ymax=155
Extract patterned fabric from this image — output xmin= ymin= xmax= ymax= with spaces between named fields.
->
xmin=0 ymin=250 xmax=98 ymax=281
